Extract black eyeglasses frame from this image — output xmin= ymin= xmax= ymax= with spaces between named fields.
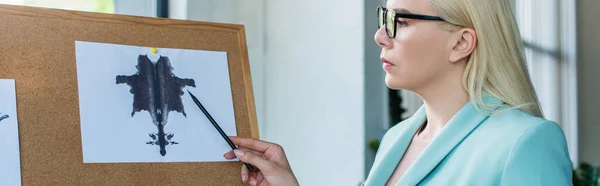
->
xmin=377 ymin=7 xmax=446 ymax=38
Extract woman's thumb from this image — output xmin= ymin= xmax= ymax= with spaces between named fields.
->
xmin=234 ymin=149 xmax=274 ymax=172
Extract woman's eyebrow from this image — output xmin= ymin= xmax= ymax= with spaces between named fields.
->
xmin=392 ymin=8 xmax=413 ymax=14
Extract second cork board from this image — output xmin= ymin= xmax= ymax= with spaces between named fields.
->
xmin=0 ymin=4 xmax=258 ymax=186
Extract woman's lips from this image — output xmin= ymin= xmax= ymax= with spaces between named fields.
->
xmin=381 ymin=58 xmax=394 ymax=70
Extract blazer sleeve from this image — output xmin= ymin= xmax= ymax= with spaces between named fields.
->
xmin=499 ymin=121 xmax=573 ymax=186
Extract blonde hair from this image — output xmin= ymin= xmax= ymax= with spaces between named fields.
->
xmin=430 ymin=0 xmax=544 ymax=117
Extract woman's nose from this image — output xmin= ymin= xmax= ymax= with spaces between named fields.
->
xmin=374 ymin=27 xmax=390 ymax=48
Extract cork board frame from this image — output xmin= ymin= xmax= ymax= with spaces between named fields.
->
xmin=0 ymin=4 xmax=258 ymax=186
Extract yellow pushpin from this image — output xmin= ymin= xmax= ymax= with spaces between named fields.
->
xmin=151 ymin=47 xmax=158 ymax=54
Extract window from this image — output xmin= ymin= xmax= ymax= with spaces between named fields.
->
xmin=514 ymin=0 xmax=578 ymax=166
xmin=0 ymin=0 xmax=114 ymax=13
xmin=0 ymin=0 xmax=156 ymax=18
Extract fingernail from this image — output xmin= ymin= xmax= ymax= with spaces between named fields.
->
xmin=242 ymin=175 xmax=247 ymax=183
xmin=234 ymin=149 xmax=245 ymax=157
xmin=249 ymin=179 xmax=257 ymax=186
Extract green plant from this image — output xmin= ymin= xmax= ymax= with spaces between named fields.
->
xmin=574 ymin=162 xmax=600 ymax=186
xmin=368 ymin=139 xmax=380 ymax=153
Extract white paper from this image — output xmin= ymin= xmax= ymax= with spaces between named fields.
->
xmin=75 ymin=41 xmax=238 ymax=163
xmin=0 ymin=79 xmax=21 ymax=186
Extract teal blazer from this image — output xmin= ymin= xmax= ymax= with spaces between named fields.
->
xmin=364 ymin=96 xmax=572 ymax=186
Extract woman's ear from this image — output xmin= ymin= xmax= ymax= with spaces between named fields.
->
xmin=449 ymin=28 xmax=477 ymax=63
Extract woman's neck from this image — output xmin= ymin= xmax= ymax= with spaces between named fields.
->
xmin=415 ymin=79 xmax=469 ymax=141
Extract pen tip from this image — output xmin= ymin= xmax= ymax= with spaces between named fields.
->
xmin=187 ymin=90 xmax=196 ymax=98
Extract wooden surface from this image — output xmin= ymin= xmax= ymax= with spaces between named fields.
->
xmin=0 ymin=4 xmax=258 ymax=186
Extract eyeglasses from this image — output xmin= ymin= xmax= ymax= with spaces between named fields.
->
xmin=377 ymin=7 xmax=445 ymax=39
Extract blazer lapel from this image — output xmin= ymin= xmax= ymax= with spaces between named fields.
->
xmin=364 ymin=106 xmax=427 ymax=186
xmin=396 ymin=96 xmax=503 ymax=186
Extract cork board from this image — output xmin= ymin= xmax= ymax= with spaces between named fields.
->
xmin=0 ymin=4 xmax=258 ymax=186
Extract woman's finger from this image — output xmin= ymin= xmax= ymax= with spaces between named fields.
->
xmin=223 ymin=147 xmax=264 ymax=160
xmin=248 ymin=177 xmax=258 ymax=186
xmin=223 ymin=150 xmax=236 ymax=159
xmin=255 ymin=171 xmax=264 ymax=183
xmin=229 ymin=136 xmax=276 ymax=152
xmin=233 ymin=149 xmax=274 ymax=173
xmin=239 ymin=150 xmax=264 ymax=185
xmin=241 ymin=163 xmax=249 ymax=184
xmin=247 ymin=166 xmax=260 ymax=186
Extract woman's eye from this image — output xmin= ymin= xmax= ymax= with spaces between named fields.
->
xmin=396 ymin=20 xmax=408 ymax=27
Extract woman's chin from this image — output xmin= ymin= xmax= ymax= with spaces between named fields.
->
xmin=385 ymin=74 xmax=410 ymax=90
xmin=384 ymin=78 xmax=403 ymax=89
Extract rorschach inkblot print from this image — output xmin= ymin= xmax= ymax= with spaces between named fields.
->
xmin=116 ymin=55 xmax=196 ymax=156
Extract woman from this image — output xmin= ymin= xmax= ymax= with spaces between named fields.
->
xmin=223 ymin=0 xmax=573 ymax=185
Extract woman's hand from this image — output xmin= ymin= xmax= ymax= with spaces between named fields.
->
xmin=223 ymin=136 xmax=299 ymax=186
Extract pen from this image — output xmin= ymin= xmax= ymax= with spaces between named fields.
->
xmin=187 ymin=90 xmax=255 ymax=172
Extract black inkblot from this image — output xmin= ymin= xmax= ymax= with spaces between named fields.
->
xmin=116 ymin=55 xmax=196 ymax=156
